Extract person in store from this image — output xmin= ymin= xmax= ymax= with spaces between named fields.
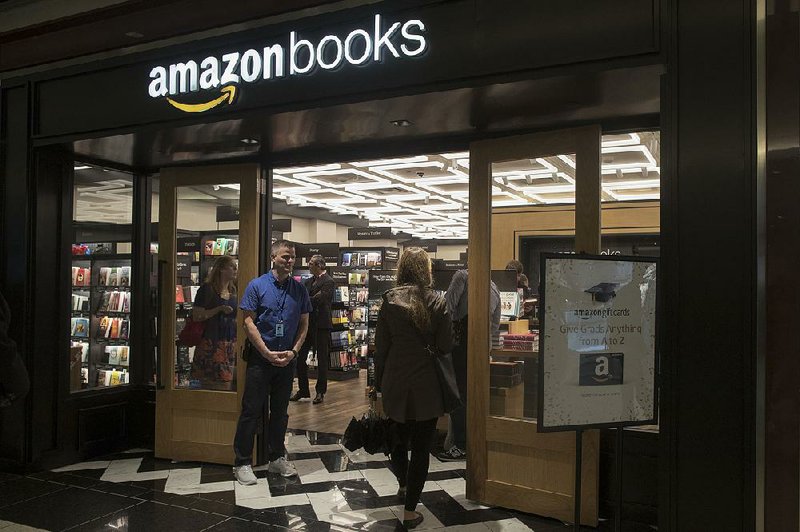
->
xmin=191 ymin=255 xmax=238 ymax=390
xmin=232 ymin=240 xmax=311 ymax=484
xmin=375 ymin=247 xmax=453 ymax=529
xmin=0 ymin=289 xmax=29 ymax=408
xmin=505 ymin=259 xmax=525 ymax=285
xmin=436 ymin=269 xmax=501 ymax=462
xmin=291 ymin=254 xmax=334 ymax=404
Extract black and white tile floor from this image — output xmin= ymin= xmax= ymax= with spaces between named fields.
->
xmin=0 ymin=430 xmax=578 ymax=531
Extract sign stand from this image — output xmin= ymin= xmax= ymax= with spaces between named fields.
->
xmin=538 ymin=253 xmax=659 ymax=532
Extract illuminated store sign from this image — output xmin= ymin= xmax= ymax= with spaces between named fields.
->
xmin=148 ymin=14 xmax=427 ymax=113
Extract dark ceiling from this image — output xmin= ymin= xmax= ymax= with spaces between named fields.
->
xmin=0 ymin=0 xmax=344 ymax=74
xmin=71 ymin=63 xmax=662 ymax=171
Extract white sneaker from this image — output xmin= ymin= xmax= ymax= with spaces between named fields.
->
xmin=267 ymin=457 xmax=298 ymax=477
xmin=233 ymin=464 xmax=258 ymax=485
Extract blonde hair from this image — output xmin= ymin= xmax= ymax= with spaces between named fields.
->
xmin=396 ymin=247 xmax=433 ymax=331
xmin=206 ymin=255 xmax=237 ymax=295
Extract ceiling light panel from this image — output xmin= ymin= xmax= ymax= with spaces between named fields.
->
xmin=272 ymin=132 xmax=660 ymax=238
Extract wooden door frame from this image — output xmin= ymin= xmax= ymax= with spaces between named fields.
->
xmin=155 ymin=163 xmax=260 ymax=464
xmin=466 ymin=126 xmax=601 ymax=524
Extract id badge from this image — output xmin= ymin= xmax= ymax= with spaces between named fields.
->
xmin=275 ymin=321 xmax=285 ymax=338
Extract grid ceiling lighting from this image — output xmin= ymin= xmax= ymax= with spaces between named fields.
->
xmin=274 ymin=131 xmax=660 ymax=239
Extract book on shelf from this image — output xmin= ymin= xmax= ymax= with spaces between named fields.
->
xmin=71 ymin=267 xmax=91 ymax=287
xmin=104 ymin=345 xmax=130 ymax=367
xmin=71 ymin=317 xmax=90 ymax=337
xmin=334 ymin=286 xmax=349 ymax=303
xmin=175 ymin=285 xmax=185 ymax=303
xmin=71 ymin=292 xmax=90 ymax=311
xmin=204 ymin=240 xmax=214 ymax=256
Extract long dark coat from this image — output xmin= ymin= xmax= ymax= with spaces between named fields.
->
xmin=375 ymin=285 xmax=453 ymax=423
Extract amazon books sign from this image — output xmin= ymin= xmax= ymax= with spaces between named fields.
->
xmin=148 ymin=14 xmax=427 ymax=113
xmin=538 ymin=253 xmax=658 ymax=431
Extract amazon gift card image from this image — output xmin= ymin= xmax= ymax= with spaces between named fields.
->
xmin=579 ymin=352 xmax=624 ymax=386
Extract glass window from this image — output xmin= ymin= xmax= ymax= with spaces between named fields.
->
xmin=70 ymin=164 xmax=134 ymax=391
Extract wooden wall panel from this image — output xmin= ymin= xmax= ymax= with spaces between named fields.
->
xmin=491 ymin=201 xmax=660 ymax=269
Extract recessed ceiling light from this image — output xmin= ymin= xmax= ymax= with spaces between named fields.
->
xmin=389 ymin=119 xmax=412 ymax=127
xmin=74 ymin=165 xmax=91 ymax=170
xmin=241 ymin=138 xmax=259 ymax=145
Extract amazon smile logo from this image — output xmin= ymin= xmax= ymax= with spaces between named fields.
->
xmin=149 ymin=14 xmax=427 ymax=113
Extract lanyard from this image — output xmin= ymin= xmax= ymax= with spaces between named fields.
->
xmin=268 ymin=274 xmax=289 ymax=321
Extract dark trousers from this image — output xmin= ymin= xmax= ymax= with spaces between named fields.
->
xmin=450 ymin=320 xmax=468 ymax=450
xmin=233 ymin=357 xmax=295 ymax=465
xmin=389 ymin=418 xmax=438 ymax=512
xmin=295 ymin=328 xmax=330 ymax=395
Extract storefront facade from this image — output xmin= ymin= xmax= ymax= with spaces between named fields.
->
xmin=1 ymin=0 xmax=791 ymax=529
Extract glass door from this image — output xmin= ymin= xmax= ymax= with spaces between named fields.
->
xmin=155 ymin=164 xmax=260 ymax=465
xmin=466 ymin=127 xmax=601 ymax=526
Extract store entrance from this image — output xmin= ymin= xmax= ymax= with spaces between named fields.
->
xmin=155 ymin=164 xmax=261 ymax=465
xmin=467 ymin=126 xmax=603 ymax=526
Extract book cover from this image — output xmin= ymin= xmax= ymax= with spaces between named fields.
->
xmin=120 ymin=267 xmax=130 ymax=287
xmin=109 ymin=371 xmax=122 ymax=386
xmin=225 ymin=239 xmax=236 ymax=255
xmin=212 ymin=239 xmax=224 ymax=256
xmin=71 ymin=267 xmax=79 ymax=286
xmin=204 ymin=240 xmax=214 ymax=256
xmin=106 ymin=346 xmax=119 ymax=365
xmin=175 ymin=285 xmax=185 ymax=303
xmin=108 ymin=291 xmax=119 ymax=312
xmin=119 ymin=319 xmax=129 ymax=339
xmin=99 ymin=267 xmax=110 ymax=286
xmin=119 ymin=346 xmax=129 ymax=366
xmin=99 ymin=316 xmax=111 ymax=337
xmin=72 ymin=317 xmax=89 ymax=337
xmin=99 ymin=291 xmax=111 ymax=312
xmin=120 ymin=291 xmax=129 ymax=312
xmin=110 ymin=318 xmax=120 ymax=339
xmin=341 ymin=253 xmax=352 ymax=267
xmin=108 ymin=268 xmax=119 ymax=286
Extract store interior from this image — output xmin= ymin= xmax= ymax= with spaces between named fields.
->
xmin=69 ymin=131 xmax=660 ymax=397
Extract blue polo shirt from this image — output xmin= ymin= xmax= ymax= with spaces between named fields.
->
xmin=240 ymin=271 xmax=312 ymax=352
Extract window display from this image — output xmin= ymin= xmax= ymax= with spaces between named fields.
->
xmin=70 ymin=251 xmax=132 ymax=390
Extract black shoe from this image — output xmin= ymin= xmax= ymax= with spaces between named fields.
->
xmin=312 ymin=393 xmax=324 ymax=404
xmin=290 ymin=391 xmax=310 ymax=401
xmin=403 ymin=511 xmax=424 ymax=529
xmin=397 ymin=486 xmax=406 ymax=500
xmin=436 ymin=446 xmax=466 ymax=462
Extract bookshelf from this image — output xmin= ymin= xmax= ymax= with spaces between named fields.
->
xmin=70 ymin=252 xmax=132 ymax=391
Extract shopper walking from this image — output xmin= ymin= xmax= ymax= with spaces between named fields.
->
xmin=375 ymin=247 xmax=453 ymax=529
xmin=191 ymin=255 xmax=238 ymax=390
xmin=436 ymin=269 xmax=501 ymax=462
xmin=291 ymin=254 xmax=334 ymax=404
xmin=232 ymin=240 xmax=311 ymax=485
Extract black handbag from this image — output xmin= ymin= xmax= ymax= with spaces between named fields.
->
xmin=423 ymin=331 xmax=463 ymax=414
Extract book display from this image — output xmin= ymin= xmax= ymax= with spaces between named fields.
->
xmin=365 ymin=269 xmax=397 ymax=387
xmin=324 ymin=267 xmax=362 ymax=380
xmin=70 ymin=251 xmax=132 ymax=390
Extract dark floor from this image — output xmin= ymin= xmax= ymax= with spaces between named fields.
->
xmin=0 ymin=430 xmax=650 ymax=531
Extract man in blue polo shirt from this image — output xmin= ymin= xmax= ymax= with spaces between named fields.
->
xmin=232 ymin=240 xmax=312 ymax=484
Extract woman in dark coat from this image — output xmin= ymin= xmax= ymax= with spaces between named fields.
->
xmin=375 ymin=247 xmax=453 ymax=529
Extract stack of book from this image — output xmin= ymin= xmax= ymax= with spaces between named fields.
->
xmin=499 ymin=332 xmax=539 ymax=352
